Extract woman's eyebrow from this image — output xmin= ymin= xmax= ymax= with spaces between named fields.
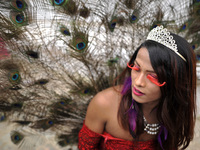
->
xmin=135 ymin=60 xmax=155 ymax=73
xmin=147 ymin=70 xmax=156 ymax=73
xmin=135 ymin=60 xmax=140 ymax=66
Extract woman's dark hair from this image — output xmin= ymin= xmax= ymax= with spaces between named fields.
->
xmin=117 ymin=33 xmax=196 ymax=149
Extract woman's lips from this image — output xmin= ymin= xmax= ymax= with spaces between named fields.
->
xmin=133 ymin=87 xmax=144 ymax=96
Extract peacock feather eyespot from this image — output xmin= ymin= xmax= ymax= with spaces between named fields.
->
xmin=50 ymin=0 xmax=68 ymax=6
xmin=10 ymin=11 xmax=28 ymax=26
xmin=35 ymin=79 xmax=49 ymax=85
xmin=11 ymin=73 xmax=20 ymax=81
xmin=47 ymin=120 xmax=54 ymax=125
xmin=0 ymin=115 xmax=5 ymax=122
xmin=78 ymin=87 xmax=94 ymax=95
xmin=8 ymin=70 xmax=21 ymax=85
xmin=71 ymin=31 xmax=88 ymax=52
xmin=0 ymin=113 xmax=6 ymax=122
xmin=11 ymin=131 xmax=24 ymax=145
xmin=76 ymin=41 xmax=86 ymax=50
xmin=58 ymin=134 xmax=75 ymax=147
xmin=182 ymin=24 xmax=187 ymax=30
xmin=192 ymin=44 xmax=196 ymax=50
xmin=38 ymin=120 xmax=55 ymax=130
xmin=60 ymin=101 xmax=65 ymax=105
xmin=16 ymin=14 xmax=24 ymax=23
xmin=129 ymin=10 xmax=139 ymax=24
xmin=153 ymin=24 xmax=159 ymax=28
xmin=51 ymin=98 xmax=73 ymax=111
xmin=10 ymin=0 xmax=27 ymax=11
xmin=191 ymin=42 xmax=199 ymax=50
xmin=108 ymin=17 xmax=118 ymax=32
xmin=179 ymin=20 xmax=192 ymax=32
xmin=31 ymin=119 xmax=56 ymax=130
xmin=131 ymin=15 xmax=137 ymax=21
xmin=60 ymin=26 xmax=71 ymax=36
xmin=12 ymin=74 xmax=19 ymax=80
xmin=150 ymin=22 xmax=162 ymax=30
xmin=50 ymin=0 xmax=77 ymax=14
xmin=110 ymin=22 xmax=116 ymax=29
xmin=83 ymin=89 xmax=90 ymax=94
xmin=54 ymin=0 xmax=65 ymax=5
xmin=130 ymin=15 xmax=137 ymax=23
xmin=58 ymin=100 xmax=66 ymax=107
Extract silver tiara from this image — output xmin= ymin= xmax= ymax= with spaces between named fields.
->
xmin=147 ymin=25 xmax=186 ymax=62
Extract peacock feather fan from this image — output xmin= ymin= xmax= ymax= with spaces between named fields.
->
xmin=0 ymin=0 xmax=199 ymax=149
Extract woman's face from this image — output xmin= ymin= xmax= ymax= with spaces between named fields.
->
xmin=131 ymin=47 xmax=161 ymax=106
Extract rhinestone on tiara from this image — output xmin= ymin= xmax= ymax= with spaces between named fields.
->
xmin=147 ymin=26 xmax=186 ymax=62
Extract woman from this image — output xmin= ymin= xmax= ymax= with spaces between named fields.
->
xmin=78 ymin=26 xmax=196 ymax=149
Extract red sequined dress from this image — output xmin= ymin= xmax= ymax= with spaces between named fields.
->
xmin=78 ymin=123 xmax=156 ymax=150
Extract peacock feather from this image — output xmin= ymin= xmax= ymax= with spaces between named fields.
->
xmin=10 ymin=0 xmax=28 ymax=12
xmin=0 ymin=0 xmax=199 ymax=149
xmin=10 ymin=131 xmax=24 ymax=145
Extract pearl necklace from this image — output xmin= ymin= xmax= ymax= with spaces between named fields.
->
xmin=143 ymin=116 xmax=160 ymax=135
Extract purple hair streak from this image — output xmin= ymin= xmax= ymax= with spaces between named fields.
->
xmin=121 ymin=76 xmax=132 ymax=95
xmin=128 ymin=100 xmax=137 ymax=131
xmin=158 ymin=125 xmax=168 ymax=150
xmin=121 ymin=76 xmax=168 ymax=149
xmin=121 ymin=77 xmax=137 ymax=132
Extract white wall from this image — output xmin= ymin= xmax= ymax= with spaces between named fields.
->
xmin=196 ymin=62 xmax=200 ymax=116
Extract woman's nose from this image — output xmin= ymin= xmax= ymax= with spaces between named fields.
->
xmin=134 ymin=73 xmax=146 ymax=87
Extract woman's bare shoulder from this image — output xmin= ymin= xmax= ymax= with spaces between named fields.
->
xmin=84 ymin=85 xmax=123 ymax=133
xmin=86 ymin=85 xmax=122 ymax=119
xmin=95 ymin=85 xmax=123 ymax=105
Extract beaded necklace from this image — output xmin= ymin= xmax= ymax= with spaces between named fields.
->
xmin=143 ymin=116 xmax=160 ymax=135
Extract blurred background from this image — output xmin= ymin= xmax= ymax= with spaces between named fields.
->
xmin=0 ymin=0 xmax=200 ymax=149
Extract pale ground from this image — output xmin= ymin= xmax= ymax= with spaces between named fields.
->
xmin=187 ymin=80 xmax=200 ymax=150
xmin=187 ymin=116 xmax=200 ymax=150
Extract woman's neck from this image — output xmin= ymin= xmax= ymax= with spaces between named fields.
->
xmin=141 ymin=101 xmax=159 ymax=124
